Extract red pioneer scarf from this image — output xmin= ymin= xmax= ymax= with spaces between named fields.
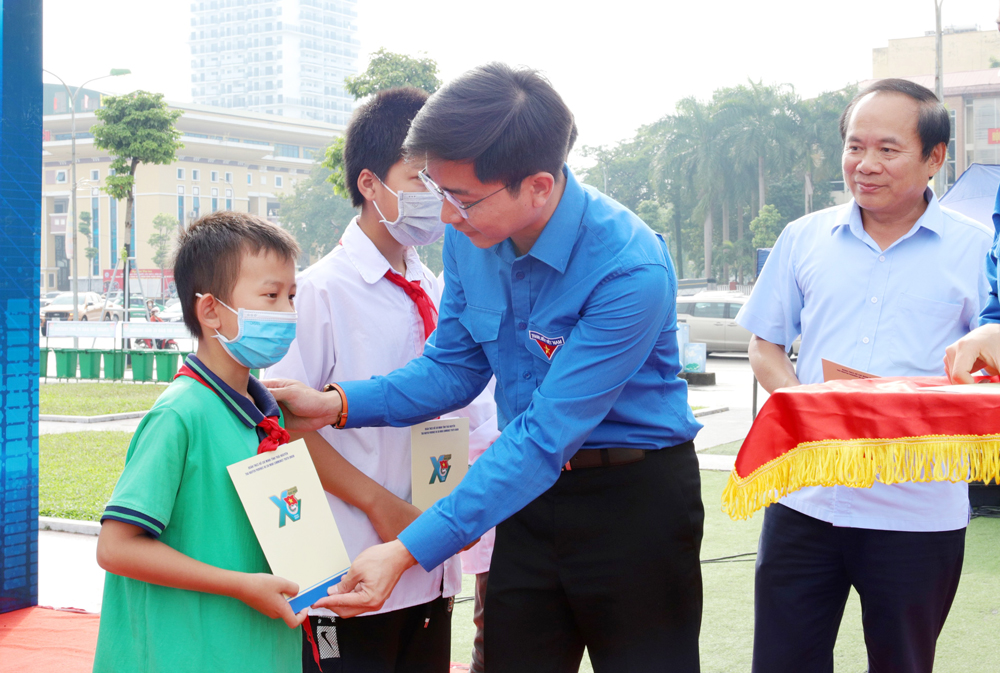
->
xmin=174 ymin=364 xmax=289 ymax=454
xmin=384 ymin=269 xmax=438 ymax=341
xmin=722 ymin=376 xmax=1000 ymax=520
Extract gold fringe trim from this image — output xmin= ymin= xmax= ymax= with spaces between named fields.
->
xmin=721 ymin=434 xmax=1000 ymax=521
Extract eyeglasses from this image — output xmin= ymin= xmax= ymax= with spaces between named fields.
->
xmin=418 ymin=168 xmax=510 ymax=220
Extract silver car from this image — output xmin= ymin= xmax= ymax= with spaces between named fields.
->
xmin=676 ymin=291 xmax=799 ymax=355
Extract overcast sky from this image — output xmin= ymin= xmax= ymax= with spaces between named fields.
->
xmin=44 ymin=0 xmax=1000 ymax=153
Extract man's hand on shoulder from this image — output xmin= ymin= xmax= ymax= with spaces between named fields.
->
xmin=944 ymin=323 xmax=1000 ymax=384
xmin=312 ymin=540 xmax=417 ymax=618
xmin=262 ymin=378 xmax=342 ymax=431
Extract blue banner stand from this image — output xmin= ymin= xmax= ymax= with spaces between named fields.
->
xmin=0 ymin=1 xmax=43 ymax=615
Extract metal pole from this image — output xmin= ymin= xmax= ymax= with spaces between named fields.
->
xmin=933 ymin=0 xmax=945 ymax=196
xmin=70 ymin=88 xmax=79 ymax=348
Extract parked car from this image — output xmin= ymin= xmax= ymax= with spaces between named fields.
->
xmin=101 ymin=293 xmax=164 ymax=321
xmin=40 ymin=291 xmax=61 ymax=308
xmin=676 ymin=291 xmax=800 ymax=355
xmin=39 ymin=291 xmax=105 ymax=335
xmin=158 ymin=298 xmax=183 ymax=323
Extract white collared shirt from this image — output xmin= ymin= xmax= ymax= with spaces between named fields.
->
xmin=268 ymin=218 xmax=493 ymax=615
xmin=737 ymin=190 xmax=992 ymax=532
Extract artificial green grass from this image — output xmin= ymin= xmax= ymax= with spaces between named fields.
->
xmin=699 ymin=438 xmax=742 ymax=455
xmin=40 ymin=382 xmax=165 ymax=416
xmin=39 ymin=431 xmax=131 ymax=521
xmin=37 ymin=434 xmax=1000 ymax=671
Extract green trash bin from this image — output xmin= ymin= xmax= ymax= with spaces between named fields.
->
xmin=78 ymin=350 xmax=102 ymax=379
xmin=39 ymin=347 xmax=50 ymax=378
xmin=250 ymin=369 xmax=261 ymax=379
xmin=54 ymin=349 xmax=79 ymax=379
xmin=103 ymin=350 xmax=126 ymax=380
xmin=155 ymin=350 xmax=180 ymax=383
xmin=131 ymin=351 xmax=155 ymax=382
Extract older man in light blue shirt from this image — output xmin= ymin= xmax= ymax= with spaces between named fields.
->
xmin=738 ymin=78 xmax=992 ymax=673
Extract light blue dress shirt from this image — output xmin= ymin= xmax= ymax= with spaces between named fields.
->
xmin=737 ymin=189 xmax=991 ymax=532
xmin=339 ymin=167 xmax=702 ymax=569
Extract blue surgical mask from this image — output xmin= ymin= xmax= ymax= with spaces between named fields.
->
xmin=373 ymin=175 xmax=447 ymax=247
xmin=197 ymin=293 xmax=297 ymax=369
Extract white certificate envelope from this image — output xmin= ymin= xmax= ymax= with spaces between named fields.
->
xmin=227 ymin=438 xmax=350 ymax=612
xmin=410 ymin=418 xmax=470 ymax=511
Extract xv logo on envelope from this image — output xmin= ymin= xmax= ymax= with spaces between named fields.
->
xmin=269 ymin=487 xmax=302 ymax=528
xmin=430 ymin=454 xmax=452 ymax=484
xmin=528 ymin=330 xmax=565 ymax=360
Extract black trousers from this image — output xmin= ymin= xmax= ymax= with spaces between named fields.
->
xmin=752 ymin=503 xmax=966 ymax=673
xmin=484 ymin=440 xmax=704 ymax=673
xmin=301 ymin=595 xmax=453 ymax=673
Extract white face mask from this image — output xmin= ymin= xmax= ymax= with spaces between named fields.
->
xmin=372 ymin=175 xmax=447 ymax=247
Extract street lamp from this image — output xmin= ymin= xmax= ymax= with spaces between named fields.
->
xmin=41 ymin=68 xmax=130 ymax=345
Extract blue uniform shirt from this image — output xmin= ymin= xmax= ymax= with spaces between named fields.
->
xmin=978 ymin=183 xmax=1000 ymax=324
xmin=737 ymin=189 xmax=991 ymax=532
xmin=339 ymin=166 xmax=701 ymax=569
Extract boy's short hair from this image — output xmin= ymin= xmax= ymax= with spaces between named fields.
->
xmin=403 ymin=62 xmax=578 ymax=195
xmin=173 ymin=211 xmax=300 ymax=339
xmin=343 ymin=86 xmax=430 ymax=208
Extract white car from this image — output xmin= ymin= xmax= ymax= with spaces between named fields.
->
xmin=158 ymin=298 xmax=183 ymax=323
xmin=676 ymin=291 xmax=799 ymax=355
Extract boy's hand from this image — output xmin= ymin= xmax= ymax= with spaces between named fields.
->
xmin=367 ymin=494 xmax=422 ymax=543
xmin=237 ymin=573 xmax=309 ymax=629
xmin=263 ymin=379 xmax=342 ymax=431
xmin=312 ymin=540 xmax=417 ymax=618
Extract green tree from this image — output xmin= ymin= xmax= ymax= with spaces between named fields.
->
xmin=92 ymin=91 xmax=183 ymax=257
xmin=279 ymin=154 xmax=357 ymax=261
xmin=148 ymin=213 xmax=179 ymax=272
xmin=749 ymin=204 xmax=784 ymax=249
xmin=636 ymin=199 xmax=672 ymax=236
xmin=324 ymin=50 xmax=441 ymax=196
xmin=345 ymin=48 xmax=441 ymax=99
xmin=717 ymin=80 xmax=799 ymax=212
xmin=791 ymin=86 xmax=855 ymax=215
xmin=659 ymin=96 xmax=728 ymax=278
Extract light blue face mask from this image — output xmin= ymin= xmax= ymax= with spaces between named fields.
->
xmin=198 ymin=293 xmax=297 ymax=370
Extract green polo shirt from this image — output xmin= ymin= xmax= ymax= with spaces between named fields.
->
xmin=93 ymin=359 xmax=301 ymax=673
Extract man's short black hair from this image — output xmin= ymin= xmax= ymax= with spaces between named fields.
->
xmin=404 ymin=63 xmax=578 ymax=193
xmin=839 ymin=78 xmax=950 ymax=159
xmin=343 ymin=86 xmax=429 ymax=208
xmin=173 ymin=211 xmax=300 ymax=339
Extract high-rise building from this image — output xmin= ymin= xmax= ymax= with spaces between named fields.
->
xmin=189 ymin=0 xmax=359 ymax=126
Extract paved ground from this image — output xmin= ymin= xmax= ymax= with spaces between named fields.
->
xmin=38 ymin=531 xmax=104 ymax=613
xmin=689 ymin=354 xmax=769 ymax=452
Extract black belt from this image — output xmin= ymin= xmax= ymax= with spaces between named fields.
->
xmin=563 ymin=447 xmax=647 ymax=471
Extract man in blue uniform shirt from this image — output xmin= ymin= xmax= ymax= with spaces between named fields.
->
xmin=266 ymin=62 xmax=704 ymax=672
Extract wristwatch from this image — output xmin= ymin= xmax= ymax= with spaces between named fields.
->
xmin=322 ymin=383 xmax=348 ymax=429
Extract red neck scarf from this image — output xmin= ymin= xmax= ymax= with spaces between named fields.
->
xmin=174 ymin=364 xmax=289 ymax=454
xmin=384 ymin=269 xmax=438 ymax=341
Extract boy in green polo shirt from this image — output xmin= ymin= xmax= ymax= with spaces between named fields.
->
xmin=93 ymin=212 xmax=306 ymax=673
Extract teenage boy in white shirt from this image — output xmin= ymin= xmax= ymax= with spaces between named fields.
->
xmin=267 ymin=86 xmax=496 ymax=673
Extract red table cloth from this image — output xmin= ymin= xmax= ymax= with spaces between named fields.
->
xmin=722 ymin=376 xmax=1000 ymax=520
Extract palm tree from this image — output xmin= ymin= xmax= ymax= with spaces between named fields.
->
xmin=717 ymin=80 xmax=800 ymax=213
xmin=658 ymin=97 xmax=727 ymax=279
